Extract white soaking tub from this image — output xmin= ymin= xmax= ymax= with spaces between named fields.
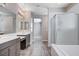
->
xmin=51 ymin=44 xmax=79 ymax=56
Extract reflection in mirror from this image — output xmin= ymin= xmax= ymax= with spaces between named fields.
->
xmin=20 ymin=21 xmax=23 ymax=30
xmin=24 ymin=22 xmax=27 ymax=30
xmin=0 ymin=11 xmax=15 ymax=34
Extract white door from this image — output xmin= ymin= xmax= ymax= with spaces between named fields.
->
xmin=55 ymin=14 xmax=78 ymax=45
xmin=33 ymin=18 xmax=42 ymax=42
xmin=34 ymin=22 xmax=41 ymax=38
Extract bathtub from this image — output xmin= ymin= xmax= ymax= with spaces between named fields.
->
xmin=51 ymin=44 xmax=79 ymax=56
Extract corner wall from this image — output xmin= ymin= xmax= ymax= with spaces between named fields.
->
xmin=42 ymin=15 xmax=48 ymax=42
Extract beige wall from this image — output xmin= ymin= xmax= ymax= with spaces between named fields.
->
xmin=42 ymin=15 xmax=48 ymax=42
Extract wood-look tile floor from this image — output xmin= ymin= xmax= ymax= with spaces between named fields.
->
xmin=20 ymin=38 xmax=51 ymax=56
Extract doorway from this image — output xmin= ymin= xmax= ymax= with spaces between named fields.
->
xmin=33 ymin=18 xmax=42 ymax=42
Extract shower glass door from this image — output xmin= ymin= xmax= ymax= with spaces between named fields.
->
xmin=55 ymin=14 xmax=78 ymax=45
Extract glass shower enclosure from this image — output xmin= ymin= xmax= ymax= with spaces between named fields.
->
xmin=49 ymin=13 xmax=79 ymax=46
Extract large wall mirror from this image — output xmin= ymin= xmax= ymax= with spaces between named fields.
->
xmin=0 ymin=11 xmax=16 ymax=34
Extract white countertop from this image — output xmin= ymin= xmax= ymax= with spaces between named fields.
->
xmin=7 ymin=30 xmax=31 ymax=36
xmin=51 ymin=44 xmax=79 ymax=56
xmin=0 ymin=30 xmax=31 ymax=45
xmin=0 ymin=35 xmax=19 ymax=45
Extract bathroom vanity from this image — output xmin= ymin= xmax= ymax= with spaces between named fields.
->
xmin=17 ymin=31 xmax=30 ymax=49
xmin=0 ymin=35 xmax=20 ymax=56
xmin=7 ymin=31 xmax=31 ymax=50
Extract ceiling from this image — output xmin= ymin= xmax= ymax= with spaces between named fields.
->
xmin=23 ymin=3 xmax=73 ymax=15
xmin=28 ymin=3 xmax=70 ymax=8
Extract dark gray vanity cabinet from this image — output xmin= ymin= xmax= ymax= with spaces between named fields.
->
xmin=0 ymin=38 xmax=20 ymax=56
xmin=17 ymin=34 xmax=30 ymax=49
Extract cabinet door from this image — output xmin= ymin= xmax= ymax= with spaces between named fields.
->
xmin=16 ymin=42 xmax=20 ymax=56
xmin=9 ymin=44 xmax=16 ymax=56
xmin=0 ymin=48 xmax=9 ymax=56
